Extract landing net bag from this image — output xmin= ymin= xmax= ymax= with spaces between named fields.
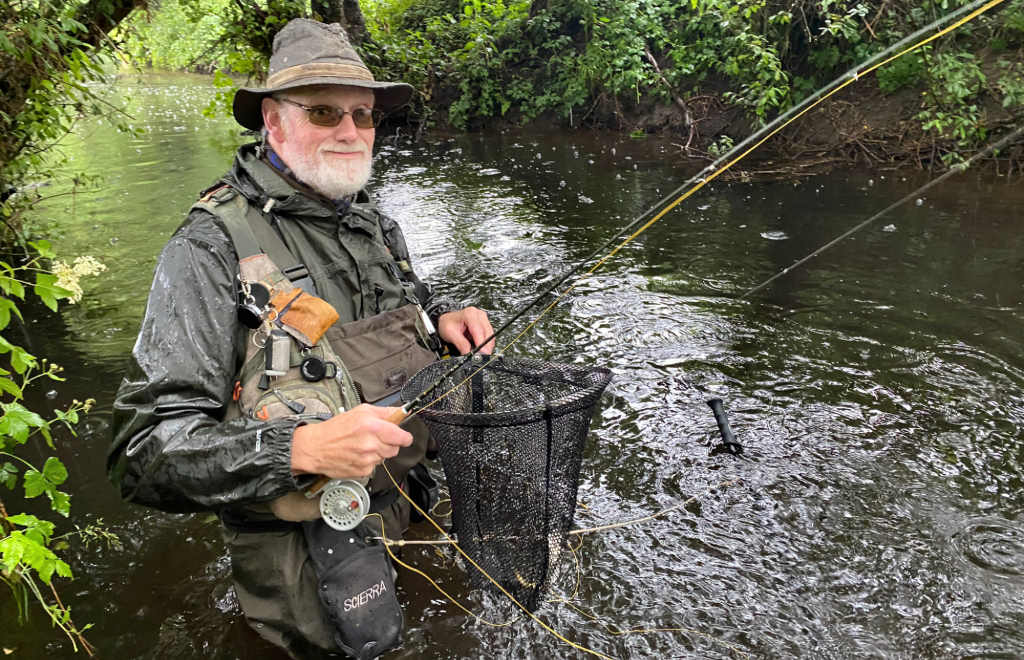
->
xmin=402 ymin=356 xmax=611 ymax=611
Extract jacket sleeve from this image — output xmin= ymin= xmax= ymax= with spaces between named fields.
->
xmin=107 ymin=211 xmax=307 ymax=512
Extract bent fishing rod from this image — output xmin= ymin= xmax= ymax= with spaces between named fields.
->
xmin=388 ymin=0 xmax=1010 ymax=423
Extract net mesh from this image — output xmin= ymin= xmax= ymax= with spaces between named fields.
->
xmin=402 ymin=356 xmax=612 ymax=611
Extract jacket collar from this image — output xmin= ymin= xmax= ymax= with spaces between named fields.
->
xmin=227 ymin=142 xmax=377 ymax=234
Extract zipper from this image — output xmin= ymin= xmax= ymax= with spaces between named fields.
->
xmin=271 ymin=388 xmax=306 ymax=414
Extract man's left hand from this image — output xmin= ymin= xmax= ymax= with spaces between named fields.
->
xmin=437 ymin=307 xmax=494 ymax=355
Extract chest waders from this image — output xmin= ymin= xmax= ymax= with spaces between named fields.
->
xmin=193 ymin=185 xmax=439 ymax=659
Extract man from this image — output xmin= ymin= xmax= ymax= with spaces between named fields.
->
xmin=108 ymin=18 xmax=493 ymax=659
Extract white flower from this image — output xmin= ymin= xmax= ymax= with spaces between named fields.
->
xmin=52 ymin=256 xmax=107 ymax=303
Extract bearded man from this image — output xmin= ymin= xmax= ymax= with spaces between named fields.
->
xmin=108 ymin=19 xmax=492 ymax=659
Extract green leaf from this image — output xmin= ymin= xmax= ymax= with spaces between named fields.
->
xmin=42 ymin=456 xmax=67 ymax=486
xmin=28 ymin=240 xmax=55 ymax=259
xmin=34 ymin=272 xmax=71 ymax=312
xmin=0 ymin=462 xmax=17 ymax=489
xmin=0 ymin=296 xmax=22 ymax=330
xmin=0 ymin=531 xmax=26 ymax=573
xmin=54 ymin=557 xmax=72 ymax=579
xmin=0 ymin=376 xmax=23 ymax=399
xmin=7 ymin=530 xmax=68 ymax=584
xmin=0 ymin=274 xmax=25 ymax=299
xmin=55 ymin=408 xmax=79 ymax=426
xmin=1 ymin=402 xmax=47 ymax=443
xmin=50 ymin=490 xmax=71 ymax=517
xmin=23 ymin=468 xmax=47 ymax=498
xmin=6 ymin=513 xmax=56 ymax=545
xmin=9 ymin=343 xmax=36 ymax=374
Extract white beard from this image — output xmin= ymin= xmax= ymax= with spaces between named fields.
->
xmin=285 ymin=143 xmax=373 ymax=199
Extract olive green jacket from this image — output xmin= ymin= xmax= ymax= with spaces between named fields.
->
xmin=108 ymin=142 xmax=451 ymax=512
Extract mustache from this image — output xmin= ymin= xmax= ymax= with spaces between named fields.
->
xmin=319 ymin=144 xmax=370 ymax=156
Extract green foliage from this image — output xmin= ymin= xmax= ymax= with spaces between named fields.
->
xmin=707 ymin=134 xmax=736 ymax=158
xmin=0 ymin=243 xmax=107 ymax=652
xmin=119 ymin=0 xmax=235 ymax=71
xmin=116 ymin=0 xmax=1023 ymax=162
xmin=995 ymin=57 xmax=1024 ymax=109
xmin=1 ymin=0 xmax=140 ymax=241
xmin=876 ymin=53 xmax=926 ymax=94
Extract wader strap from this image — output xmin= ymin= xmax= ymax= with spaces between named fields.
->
xmin=219 ymin=203 xmax=263 ymax=262
xmin=215 ymin=186 xmax=317 ymax=295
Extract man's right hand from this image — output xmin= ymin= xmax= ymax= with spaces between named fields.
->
xmin=290 ymin=404 xmax=413 ymax=479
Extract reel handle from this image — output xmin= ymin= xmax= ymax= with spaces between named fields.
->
xmin=305 ymin=405 xmax=410 ymax=496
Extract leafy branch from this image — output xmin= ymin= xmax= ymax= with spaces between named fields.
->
xmin=0 ymin=240 xmax=107 ymax=654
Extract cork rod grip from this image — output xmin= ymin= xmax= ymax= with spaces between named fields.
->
xmin=305 ymin=406 xmax=410 ymax=496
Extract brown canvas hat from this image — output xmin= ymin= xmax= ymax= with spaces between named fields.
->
xmin=232 ymin=19 xmax=414 ymax=130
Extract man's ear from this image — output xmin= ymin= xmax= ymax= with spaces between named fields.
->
xmin=262 ymin=97 xmax=285 ymax=142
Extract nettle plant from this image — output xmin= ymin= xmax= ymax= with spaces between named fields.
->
xmin=0 ymin=239 xmax=111 ymax=655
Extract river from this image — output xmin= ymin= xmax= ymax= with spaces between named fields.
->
xmin=4 ymin=72 xmax=1023 ymax=658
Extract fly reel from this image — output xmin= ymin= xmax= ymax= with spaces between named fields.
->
xmin=319 ymin=479 xmax=371 ymax=531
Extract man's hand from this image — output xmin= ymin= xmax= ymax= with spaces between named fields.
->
xmin=291 ymin=404 xmax=413 ymax=479
xmin=438 ymin=306 xmax=495 ymax=355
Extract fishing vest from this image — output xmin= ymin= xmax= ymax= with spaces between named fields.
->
xmin=192 ymin=184 xmax=439 ymax=522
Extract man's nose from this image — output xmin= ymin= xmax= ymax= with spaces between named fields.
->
xmin=332 ymin=112 xmax=359 ymax=141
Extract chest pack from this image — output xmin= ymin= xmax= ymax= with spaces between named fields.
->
xmin=195 ymin=186 xmax=361 ymax=424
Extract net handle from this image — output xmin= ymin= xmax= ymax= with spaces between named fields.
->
xmin=306 ymin=405 xmax=410 ymax=495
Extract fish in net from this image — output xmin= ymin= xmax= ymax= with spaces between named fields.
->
xmin=401 ymin=355 xmax=612 ymax=612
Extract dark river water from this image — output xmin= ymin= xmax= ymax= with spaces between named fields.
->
xmin=4 ymin=72 xmax=1023 ymax=659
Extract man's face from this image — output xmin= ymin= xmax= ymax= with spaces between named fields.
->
xmin=263 ymin=85 xmax=375 ymax=199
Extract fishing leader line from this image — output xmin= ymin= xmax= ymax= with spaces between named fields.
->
xmin=402 ymin=0 xmax=1010 ymax=420
xmin=740 ymin=123 xmax=1024 ymax=299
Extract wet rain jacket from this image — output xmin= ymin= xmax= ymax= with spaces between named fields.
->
xmin=108 ymin=141 xmax=450 ymax=513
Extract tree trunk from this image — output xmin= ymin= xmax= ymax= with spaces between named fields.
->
xmin=311 ymin=0 xmax=342 ymax=23
xmin=310 ymin=0 xmax=368 ymax=46
xmin=341 ymin=0 xmax=369 ymax=47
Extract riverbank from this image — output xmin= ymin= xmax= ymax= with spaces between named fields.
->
xmin=416 ymin=71 xmax=1023 ymax=180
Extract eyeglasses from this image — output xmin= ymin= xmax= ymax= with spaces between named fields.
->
xmin=276 ymin=98 xmax=384 ymax=129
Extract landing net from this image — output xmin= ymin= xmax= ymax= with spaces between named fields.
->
xmin=402 ymin=356 xmax=611 ymax=611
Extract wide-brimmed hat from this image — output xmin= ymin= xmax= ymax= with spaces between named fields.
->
xmin=232 ymin=19 xmax=414 ymax=130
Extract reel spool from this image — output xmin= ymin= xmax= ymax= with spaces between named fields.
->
xmin=319 ymin=479 xmax=371 ymax=531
